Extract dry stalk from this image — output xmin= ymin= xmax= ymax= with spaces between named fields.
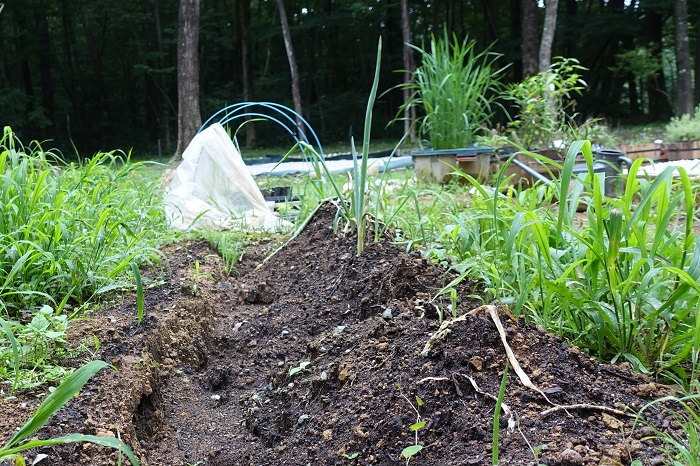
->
xmin=540 ymin=403 xmax=634 ymax=418
xmin=420 ymin=304 xmax=633 ymax=425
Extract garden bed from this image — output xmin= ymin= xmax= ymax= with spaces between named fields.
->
xmin=0 ymin=204 xmax=674 ymax=465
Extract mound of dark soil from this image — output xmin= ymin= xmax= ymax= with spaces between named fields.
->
xmin=0 ymin=204 xmax=674 ymax=465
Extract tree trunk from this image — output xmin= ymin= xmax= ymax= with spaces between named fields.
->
xmin=539 ymin=0 xmax=559 ymax=72
xmin=239 ymin=0 xmax=256 ymax=147
xmin=81 ymin=11 xmax=107 ymax=147
xmin=275 ymin=0 xmax=303 ymax=137
xmin=563 ymin=0 xmax=577 ymax=58
xmin=445 ymin=0 xmax=455 ymax=36
xmin=400 ymin=0 xmax=416 ymax=142
xmin=482 ymin=0 xmax=499 ymax=42
xmin=645 ymin=11 xmax=673 ymax=121
xmin=521 ymin=0 xmax=539 ymax=78
xmin=674 ymin=0 xmax=693 ymax=116
xmin=173 ymin=0 xmax=202 ymax=161
xmin=510 ymin=0 xmax=523 ymax=81
xmin=35 ymin=10 xmax=55 ymax=130
xmin=150 ymin=0 xmax=172 ymax=152
xmin=696 ymin=14 xmax=700 ymax=106
xmin=628 ymin=73 xmax=641 ymax=116
xmin=60 ymin=0 xmax=76 ymax=105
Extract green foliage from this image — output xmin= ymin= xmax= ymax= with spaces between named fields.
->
xmin=400 ymin=30 xmax=505 ymax=150
xmin=399 ymin=391 xmax=425 ymax=465
xmin=401 ymin=444 xmax=422 ymax=461
xmin=666 ymin=106 xmax=700 ymax=142
xmin=0 ymin=306 xmax=71 ymax=389
xmin=636 ymin=383 xmax=700 ymax=466
xmin=0 ymin=127 xmax=167 ymax=387
xmin=199 ymin=229 xmax=281 ymax=273
xmin=506 ymin=57 xmax=587 ymax=150
xmin=0 ymin=360 xmax=140 ymax=465
xmin=288 ymin=361 xmax=311 ymax=377
xmin=610 ymin=46 xmax=662 ymax=82
xmin=286 ymin=38 xmax=409 ymax=256
xmin=417 ymin=141 xmax=699 ymax=379
xmin=0 ymin=127 xmax=166 ymax=317
xmin=572 ymin=118 xmax=619 ymax=148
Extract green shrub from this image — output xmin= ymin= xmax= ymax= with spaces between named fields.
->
xmin=666 ymin=106 xmax=700 ymax=142
xmin=506 ymin=57 xmax=587 ymax=150
xmin=571 ymin=118 xmax=619 ymax=148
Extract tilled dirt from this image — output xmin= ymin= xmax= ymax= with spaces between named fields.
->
xmin=0 ymin=203 xmax=677 ymax=465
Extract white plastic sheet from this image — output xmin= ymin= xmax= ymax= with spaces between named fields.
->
xmin=164 ymin=123 xmax=289 ymax=231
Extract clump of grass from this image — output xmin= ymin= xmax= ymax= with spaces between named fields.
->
xmin=0 ymin=127 xmax=167 ymax=387
xmin=417 ymin=140 xmax=700 ymax=380
xmin=399 ymin=30 xmax=504 ymax=149
xmin=635 ymin=382 xmax=700 ymax=465
xmin=0 ymin=127 xmax=166 ymax=317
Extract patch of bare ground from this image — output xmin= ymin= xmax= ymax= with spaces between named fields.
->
xmin=0 ymin=203 xmax=676 ymax=465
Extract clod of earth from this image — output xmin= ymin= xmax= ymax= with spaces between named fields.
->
xmin=0 ymin=204 xmax=671 ymax=465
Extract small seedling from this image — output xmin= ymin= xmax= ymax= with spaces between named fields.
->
xmin=450 ymin=287 xmax=458 ymax=318
xmin=400 ymin=393 xmax=425 ymax=465
xmin=342 ymin=452 xmax=359 ymax=462
xmin=191 ymin=261 xmax=201 ymax=295
xmin=401 ymin=444 xmax=423 ymax=463
xmin=289 ymin=361 xmax=311 ymax=377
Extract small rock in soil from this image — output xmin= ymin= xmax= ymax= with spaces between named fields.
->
xmin=559 ymin=447 xmax=584 ymax=465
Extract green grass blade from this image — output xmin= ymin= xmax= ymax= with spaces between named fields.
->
xmin=131 ymin=261 xmax=144 ymax=325
xmin=0 ymin=434 xmax=139 ymax=465
xmin=0 ymin=317 xmax=20 ymax=390
xmin=492 ymin=360 xmax=510 ymax=466
xmin=3 ymin=360 xmax=109 ymax=449
xmin=557 ymin=140 xmax=587 ymax=236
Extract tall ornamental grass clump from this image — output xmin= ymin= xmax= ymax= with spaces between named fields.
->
xmin=399 ymin=31 xmax=504 ymax=150
xmin=0 ymin=127 xmax=166 ymax=318
xmin=423 ymin=141 xmax=699 ymax=381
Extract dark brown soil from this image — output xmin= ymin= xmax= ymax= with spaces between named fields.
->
xmin=0 ymin=204 xmax=676 ymax=465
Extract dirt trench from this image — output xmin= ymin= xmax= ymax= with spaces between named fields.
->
xmin=1 ymin=204 xmax=677 ymax=466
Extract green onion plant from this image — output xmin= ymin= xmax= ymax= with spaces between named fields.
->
xmin=283 ymin=38 xmax=411 ymax=255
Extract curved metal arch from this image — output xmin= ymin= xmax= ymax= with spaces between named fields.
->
xmin=199 ymin=102 xmax=324 ymax=159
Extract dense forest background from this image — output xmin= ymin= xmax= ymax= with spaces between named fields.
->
xmin=0 ymin=0 xmax=698 ymax=157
